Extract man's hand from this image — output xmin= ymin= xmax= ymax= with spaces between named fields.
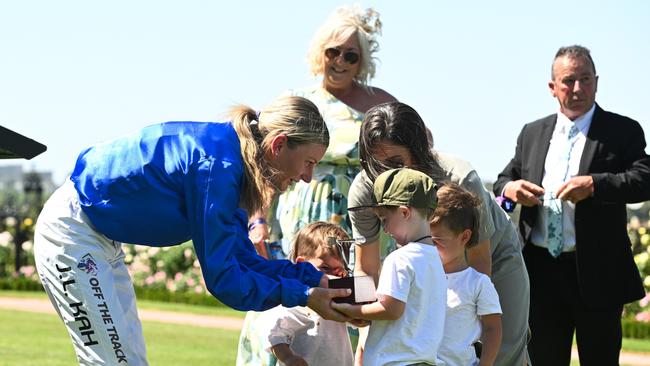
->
xmin=557 ymin=175 xmax=594 ymax=203
xmin=504 ymin=180 xmax=544 ymax=206
xmin=306 ymin=287 xmax=351 ymax=322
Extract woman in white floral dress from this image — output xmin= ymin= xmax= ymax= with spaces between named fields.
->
xmin=237 ymin=5 xmax=396 ymax=366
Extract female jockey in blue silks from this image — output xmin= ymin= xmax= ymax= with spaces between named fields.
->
xmin=33 ymin=96 xmax=351 ymax=366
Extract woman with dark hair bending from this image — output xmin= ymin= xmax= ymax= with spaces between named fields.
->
xmin=349 ymin=101 xmax=530 ymax=365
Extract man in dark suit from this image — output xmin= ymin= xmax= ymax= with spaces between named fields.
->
xmin=494 ymin=45 xmax=650 ymax=365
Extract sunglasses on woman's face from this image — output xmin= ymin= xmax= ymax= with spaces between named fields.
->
xmin=324 ymin=47 xmax=360 ymax=65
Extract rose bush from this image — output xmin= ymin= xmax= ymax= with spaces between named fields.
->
xmin=627 ymin=212 xmax=650 ymax=322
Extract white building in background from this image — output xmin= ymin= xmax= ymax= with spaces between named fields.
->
xmin=0 ymin=165 xmax=55 ymax=195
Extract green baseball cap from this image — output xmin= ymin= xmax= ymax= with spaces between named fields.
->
xmin=348 ymin=168 xmax=437 ymax=211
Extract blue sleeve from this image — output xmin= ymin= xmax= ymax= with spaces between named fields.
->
xmin=186 ymin=157 xmax=322 ymax=311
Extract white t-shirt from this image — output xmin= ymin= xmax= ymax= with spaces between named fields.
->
xmin=257 ymin=305 xmax=353 ymax=366
xmin=364 ymin=242 xmax=447 ymax=366
xmin=438 ymin=267 xmax=502 ymax=366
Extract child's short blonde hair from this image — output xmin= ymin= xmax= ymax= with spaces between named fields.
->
xmin=289 ymin=221 xmax=349 ymax=262
xmin=431 ymin=182 xmax=482 ymax=248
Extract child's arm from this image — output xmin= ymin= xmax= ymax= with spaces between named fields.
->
xmin=478 ymin=313 xmax=502 ymax=366
xmin=271 ymin=343 xmax=308 ymax=366
xmin=260 ymin=307 xmax=309 ymax=365
xmin=334 ymin=250 xmax=409 ymax=321
xmin=331 ymin=294 xmax=405 ymax=321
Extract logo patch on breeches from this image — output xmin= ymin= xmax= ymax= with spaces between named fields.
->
xmin=77 ymin=253 xmax=99 ymax=276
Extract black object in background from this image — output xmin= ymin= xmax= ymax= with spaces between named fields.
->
xmin=0 ymin=125 xmax=47 ymax=159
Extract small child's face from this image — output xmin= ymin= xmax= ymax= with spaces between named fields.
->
xmin=431 ymin=222 xmax=469 ymax=266
xmin=375 ymin=207 xmax=409 ymax=246
xmin=304 ymin=254 xmax=347 ymax=278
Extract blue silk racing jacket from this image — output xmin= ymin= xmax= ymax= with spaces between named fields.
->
xmin=70 ymin=121 xmax=322 ymax=310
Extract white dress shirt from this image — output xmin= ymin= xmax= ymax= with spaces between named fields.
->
xmin=530 ymin=104 xmax=595 ymax=252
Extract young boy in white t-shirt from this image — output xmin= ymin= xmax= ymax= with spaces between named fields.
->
xmin=432 ymin=183 xmax=502 ymax=366
xmin=336 ymin=168 xmax=447 ymax=366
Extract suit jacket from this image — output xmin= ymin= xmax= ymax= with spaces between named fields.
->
xmin=494 ymin=104 xmax=650 ymax=307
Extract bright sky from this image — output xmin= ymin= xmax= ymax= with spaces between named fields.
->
xmin=1 ymin=0 xmax=649 ymax=185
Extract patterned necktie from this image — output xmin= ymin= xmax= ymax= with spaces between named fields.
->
xmin=546 ymin=123 xmax=580 ymax=257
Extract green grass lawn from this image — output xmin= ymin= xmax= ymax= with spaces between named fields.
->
xmin=622 ymin=338 xmax=650 ymax=353
xmin=569 ymin=337 xmax=650 ymax=366
xmin=0 ymin=290 xmax=245 ymax=365
xmin=3 ymin=290 xmax=650 ymax=365
xmin=0 ymin=289 xmax=246 ymax=318
xmin=0 ymin=309 xmax=240 ymax=366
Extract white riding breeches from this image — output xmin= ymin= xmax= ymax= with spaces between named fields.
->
xmin=34 ymin=180 xmax=148 ymax=366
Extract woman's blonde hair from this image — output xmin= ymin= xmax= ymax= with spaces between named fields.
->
xmin=289 ymin=221 xmax=349 ymax=262
xmin=307 ymin=5 xmax=382 ymax=88
xmin=231 ymin=96 xmax=329 ymax=214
